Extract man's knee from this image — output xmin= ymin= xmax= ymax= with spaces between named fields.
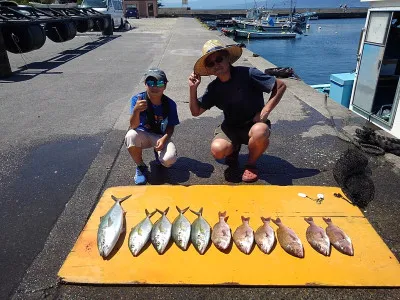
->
xmin=250 ymin=123 xmax=270 ymax=141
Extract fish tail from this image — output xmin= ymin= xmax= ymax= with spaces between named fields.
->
xmin=157 ymin=207 xmax=169 ymax=215
xmin=190 ymin=207 xmax=203 ymax=216
xmin=261 ymin=216 xmax=271 ymax=223
xmin=111 ymin=194 xmax=132 ymax=203
xmin=219 ymin=211 xmax=227 ymax=218
xmin=241 ymin=216 xmax=250 ymax=223
xmin=177 ymin=206 xmax=190 ymax=214
xmin=145 ymin=209 xmax=157 ymax=218
xmin=304 ymin=217 xmax=313 ymax=224
xmin=322 ymin=217 xmax=332 ymax=224
xmin=271 ymin=217 xmax=281 ymax=226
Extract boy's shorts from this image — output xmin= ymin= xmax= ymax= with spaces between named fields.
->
xmin=213 ymin=120 xmax=271 ymax=146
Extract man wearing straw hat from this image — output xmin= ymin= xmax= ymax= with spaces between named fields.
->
xmin=188 ymin=40 xmax=286 ymax=182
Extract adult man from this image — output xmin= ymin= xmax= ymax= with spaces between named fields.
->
xmin=125 ymin=68 xmax=179 ymax=185
xmin=188 ymin=40 xmax=286 ymax=182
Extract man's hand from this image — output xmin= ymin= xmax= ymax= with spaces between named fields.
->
xmin=189 ymin=72 xmax=201 ymax=88
xmin=155 ymin=136 xmax=167 ymax=151
xmin=260 ymin=108 xmax=270 ymax=123
xmin=133 ymin=95 xmax=147 ymax=113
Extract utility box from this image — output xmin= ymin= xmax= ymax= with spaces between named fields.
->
xmin=330 ymin=73 xmax=355 ymax=108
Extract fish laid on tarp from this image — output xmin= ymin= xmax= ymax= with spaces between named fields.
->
xmin=211 ymin=211 xmax=232 ymax=251
xmin=323 ymin=217 xmax=354 ymax=256
xmin=233 ymin=216 xmax=254 ymax=254
xmin=128 ymin=209 xmax=156 ymax=256
xmin=190 ymin=207 xmax=211 ymax=254
xmin=304 ymin=217 xmax=330 ymax=256
xmin=172 ymin=206 xmax=191 ymax=250
xmin=255 ymin=217 xmax=275 ymax=254
xmin=271 ymin=218 xmax=304 ymax=258
xmin=151 ymin=207 xmax=172 ymax=254
xmin=97 ymin=194 xmax=131 ymax=258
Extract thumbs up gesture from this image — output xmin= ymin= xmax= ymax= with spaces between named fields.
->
xmin=133 ymin=94 xmax=147 ymax=113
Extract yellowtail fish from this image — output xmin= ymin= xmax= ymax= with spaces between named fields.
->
xmin=151 ymin=208 xmax=172 ymax=254
xmin=271 ymin=218 xmax=304 ymax=258
xmin=233 ymin=216 xmax=254 ymax=254
xmin=323 ymin=217 xmax=354 ymax=256
xmin=172 ymin=206 xmax=191 ymax=251
xmin=304 ymin=217 xmax=330 ymax=256
xmin=128 ymin=209 xmax=156 ymax=256
xmin=255 ymin=217 xmax=275 ymax=254
xmin=190 ymin=207 xmax=211 ymax=254
xmin=211 ymin=211 xmax=232 ymax=251
xmin=97 ymin=194 xmax=131 ymax=258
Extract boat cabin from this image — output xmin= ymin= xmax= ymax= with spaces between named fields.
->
xmin=350 ymin=0 xmax=400 ymax=138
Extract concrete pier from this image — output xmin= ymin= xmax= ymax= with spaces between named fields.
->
xmin=2 ymin=17 xmax=399 ymax=300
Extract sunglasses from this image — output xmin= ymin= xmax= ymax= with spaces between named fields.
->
xmin=205 ymin=55 xmax=225 ymax=68
xmin=146 ymin=80 xmax=166 ymax=87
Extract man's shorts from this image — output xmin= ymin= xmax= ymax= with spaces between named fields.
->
xmin=213 ymin=120 xmax=271 ymax=146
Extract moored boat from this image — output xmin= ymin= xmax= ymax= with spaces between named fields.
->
xmin=233 ymin=29 xmax=296 ymax=39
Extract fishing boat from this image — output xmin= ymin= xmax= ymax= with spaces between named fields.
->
xmin=233 ymin=29 xmax=296 ymax=39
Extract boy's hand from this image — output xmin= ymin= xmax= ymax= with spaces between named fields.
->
xmin=155 ymin=136 xmax=166 ymax=151
xmin=189 ymin=72 xmax=201 ymax=88
xmin=133 ymin=95 xmax=147 ymax=113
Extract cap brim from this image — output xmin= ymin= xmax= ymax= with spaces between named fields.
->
xmin=193 ymin=45 xmax=242 ymax=76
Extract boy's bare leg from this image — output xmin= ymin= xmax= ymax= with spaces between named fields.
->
xmin=128 ymin=146 xmax=144 ymax=165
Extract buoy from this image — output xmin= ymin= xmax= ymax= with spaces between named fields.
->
xmin=247 ymin=32 xmax=250 ymax=39
xmin=318 ymin=26 xmax=322 ymax=29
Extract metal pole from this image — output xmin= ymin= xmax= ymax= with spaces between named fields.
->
xmin=0 ymin=28 xmax=12 ymax=78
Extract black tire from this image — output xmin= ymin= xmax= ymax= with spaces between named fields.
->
xmin=2 ymin=24 xmax=46 ymax=53
xmin=45 ymin=21 xmax=76 ymax=43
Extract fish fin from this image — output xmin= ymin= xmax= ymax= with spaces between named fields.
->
xmin=322 ymin=217 xmax=332 ymax=224
xmin=177 ymin=206 xmax=190 ymax=214
xmin=111 ymin=194 xmax=132 ymax=203
xmin=190 ymin=208 xmax=202 ymax=216
xmin=146 ymin=209 xmax=157 ymax=218
xmin=304 ymin=217 xmax=313 ymax=224
xmin=261 ymin=216 xmax=271 ymax=223
xmin=156 ymin=208 xmax=164 ymax=215
xmin=271 ymin=218 xmax=281 ymax=227
xmin=219 ymin=211 xmax=227 ymax=218
xmin=163 ymin=207 xmax=169 ymax=215
xmin=107 ymin=217 xmax=113 ymax=227
xmin=241 ymin=216 xmax=250 ymax=223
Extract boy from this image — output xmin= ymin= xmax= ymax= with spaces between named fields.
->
xmin=125 ymin=68 xmax=180 ymax=185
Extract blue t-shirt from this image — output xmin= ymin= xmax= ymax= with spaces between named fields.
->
xmin=130 ymin=92 xmax=180 ymax=133
xmin=198 ymin=66 xmax=276 ymax=127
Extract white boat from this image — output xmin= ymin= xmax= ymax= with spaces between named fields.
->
xmin=233 ymin=29 xmax=296 ymax=39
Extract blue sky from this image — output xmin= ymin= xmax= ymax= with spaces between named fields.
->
xmin=159 ymin=0 xmax=368 ymax=9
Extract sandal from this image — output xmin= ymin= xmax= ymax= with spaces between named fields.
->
xmin=242 ymin=165 xmax=258 ymax=183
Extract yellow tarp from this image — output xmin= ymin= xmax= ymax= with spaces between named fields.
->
xmin=58 ymin=185 xmax=400 ymax=286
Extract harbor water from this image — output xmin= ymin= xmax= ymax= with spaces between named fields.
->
xmin=232 ymin=18 xmax=366 ymax=85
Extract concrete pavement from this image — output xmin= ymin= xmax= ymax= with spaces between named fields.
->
xmin=10 ymin=17 xmax=400 ymax=299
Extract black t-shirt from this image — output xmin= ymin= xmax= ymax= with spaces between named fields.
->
xmin=198 ymin=66 xmax=276 ymax=127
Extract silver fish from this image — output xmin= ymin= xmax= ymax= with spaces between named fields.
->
xmin=172 ymin=206 xmax=191 ymax=250
xmin=304 ymin=217 xmax=330 ymax=256
xmin=255 ymin=217 xmax=275 ymax=254
xmin=128 ymin=209 xmax=156 ymax=256
xmin=323 ymin=217 xmax=354 ymax=256
xmin=271 ymin=218 xmax=304 ymax=258
xmin=233 ymin=216 xmax=254 ymax=254
xmin=97 ymin=194 xmax=131 ymax=258
xmin=211 ymin=211 xmax=232 ymax=251
xmin=190 ymin=207 xmax=211 ymax=254
xmin=151 ymin=207 xmax=172 ymax=254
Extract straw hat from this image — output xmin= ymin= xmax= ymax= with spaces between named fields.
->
xmin=194 ymin=40 xmax=242 ymax=76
